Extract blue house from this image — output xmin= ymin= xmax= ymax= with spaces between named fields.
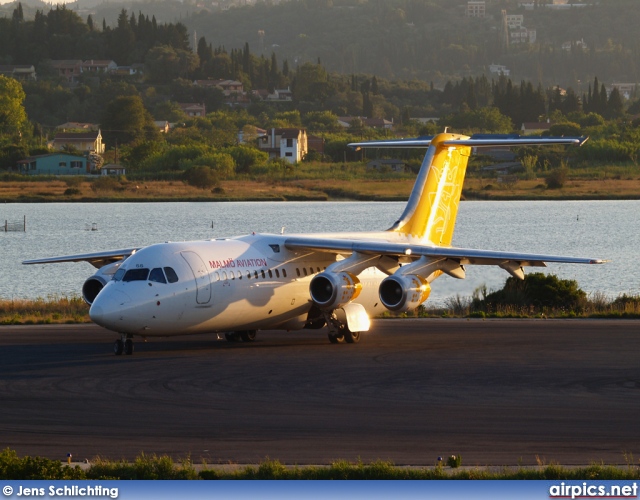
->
xmin=16 ymin=153 xmax=89 ymax=175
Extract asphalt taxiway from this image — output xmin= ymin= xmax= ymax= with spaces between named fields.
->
xmin=1 ymin=319 xmax=639 ymax=466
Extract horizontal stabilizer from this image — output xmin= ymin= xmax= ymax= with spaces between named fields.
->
xmin=349 ymin=134 xmax=588 ymax=150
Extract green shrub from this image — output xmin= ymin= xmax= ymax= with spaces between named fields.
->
xmin=480 ymin=273 xmax=586 ymax=312
xmin=183 ymin=166 xmax=218 ymax=189
xmin=545 ymin=168 xmax=568 ymax=189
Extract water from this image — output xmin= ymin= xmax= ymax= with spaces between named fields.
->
xmin=1 ymin=200 xmax=638 ymax=305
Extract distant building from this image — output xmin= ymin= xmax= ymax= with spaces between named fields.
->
xmin=257 ymin=128 xmax=308 ymax=164
xmin=307 ymin=134 xmax=325 ymax=155
xmin=510 ymin=26 xmax=536 ymax=45
xmin=51 ymin=130 xmax=105 ymax=154
xmin=337 ymin=116 xmax=394 ymax=130
xmin=367 ymin=159 xmax=406 ymax=173
xmin=609 ymin=83 xmax=637 ymax=100
xmin=466 ymin=0 xmax=485 ymax=18
xmin=81 ymin=60 xmax=117 ymax=73
xmin=194 ymin=79 xmax=243 ymax=95
xmin=49 ymin=60 xmax=83 ymax=83
xmin=16 ymin=153 xmax=89 ymax=175
xmin=0 ymin=65 xmax=36 ymax=81
xmin=505 ymin=14 xmax=524 ymax=29
xmin=178 ymin=103 xmax=206 ymax=117
xmin=154 ymin=121 xmax=171 ymax=134
xmin=562 ymin=39 xmax=588 ymax=51
xmin=56 ymin=122 xmax=99 ymax=131
xmin=489 ymin=64 xmax=510 ymax=76
xmin=521 ymin=122 xmax=553 ymax=135
xmin=101 ymin=164 xmax=126 ymax=176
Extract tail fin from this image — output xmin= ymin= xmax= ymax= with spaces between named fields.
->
xmin=390 ymin=133 xmax=470 ymax=245
xmin=349 ymin=133 xmax=587 ymax=245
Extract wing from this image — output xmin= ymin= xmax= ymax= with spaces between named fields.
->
xmin=22 ymin=248 xmax=139 ymax=269
xmin=284 ymin=236 xmax=605 ymax=279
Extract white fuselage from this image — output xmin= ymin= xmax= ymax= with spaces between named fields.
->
xmin=89 ymin=233 xmax=389 ymax=336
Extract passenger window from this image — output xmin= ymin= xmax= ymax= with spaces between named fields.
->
xmin=268 ymin=269 xmax=273 ymax=278
xmin=254 ymin=271 xmax=259 ymax=279
xmin=309 ymin=268 xmax=314 ymax=275
xmin=222 ymin=271 xmax=227 ymax=280
xmin=296 ymin=268 xmax=300 ymax=277
xmin=317 ymin=267 xmax=321 ymax=273
xmin=303 ymin=268 xmax=308 ymax=276
xmin=215 ymin=272 xmax=220 ymax=281
xmin=149 ymin=268 xmax=167 ymax=284
xmin=231 ymin=271 xmax=235 ymax=280
xmin=113 ymin=268 xmax=126 ymax=281
xmin=283 ymin=269 xmax=287 ymax=278
xmin=164 ymin=267 xmax=179 ymax=283
xmin=275 ymin=269 xmax=280 ymax=278
xmin=247 ymin=271 xmax=251 ymax=279
xmin=261 ymin=270 xmax=266 ymax=279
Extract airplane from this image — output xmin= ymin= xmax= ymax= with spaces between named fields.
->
xmin=23 ymin=132 xmax=605 ymax=355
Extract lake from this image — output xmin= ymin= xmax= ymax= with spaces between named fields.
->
xmin=1 ymin=200 xmax=637 ymax=306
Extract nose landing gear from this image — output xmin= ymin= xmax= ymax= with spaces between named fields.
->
xmin=114 ymin=334 xmax=134 ymax=355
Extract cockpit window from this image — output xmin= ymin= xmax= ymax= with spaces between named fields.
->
xmin=164 ymin=267 xmax=179 ymax=283
xmin=123 ymin=268 xmax=150 ymax=282
xmin=112 ymin=268 xmax=126 ymax=281
xmin=149 ymin=268 xmax=167 ymax=284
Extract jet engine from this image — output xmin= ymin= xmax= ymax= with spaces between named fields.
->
xmin=309 ymin=272 xmax=362 ymax=310
xmin=379 ymin=274 xmax=431 ymax=312
xmin=81 ymin=261 xmax=123 ymax=305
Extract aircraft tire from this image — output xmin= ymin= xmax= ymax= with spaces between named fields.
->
xmin=328 ymin=333 xmax=345 ymax=344
xmin=240 ymin=331 xmax=256 ymax=342
xmin=113 ymin=339 xmax=124 ymax=356
xmin=124 ymin=339 xmax=134 ymax=355
xmin=343 ymin=329 xmax=361 ymax=344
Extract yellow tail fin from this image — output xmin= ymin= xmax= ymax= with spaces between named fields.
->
xmin=389 ymin=133 xmax=471 ymax=245
xmin=349 ymin=132 xmax=585 ymax=246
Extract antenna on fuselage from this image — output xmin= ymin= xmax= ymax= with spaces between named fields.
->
xmin=281 ymin=226 xmax=286 ymax=235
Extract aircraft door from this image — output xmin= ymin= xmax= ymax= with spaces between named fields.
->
xmin=180 ymin=251 xmax=212 ymax=305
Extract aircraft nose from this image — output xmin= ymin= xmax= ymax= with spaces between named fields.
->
xmin=90 ymin=289 xmax=132 ymax=330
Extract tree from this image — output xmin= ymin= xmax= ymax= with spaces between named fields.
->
xmin=145 ymin=45 xmax=199 ymax=83
xmin=101 ymin=95 xmax=159 ymax=147
xmin=0 ymin=75 xmax=28 ymax=138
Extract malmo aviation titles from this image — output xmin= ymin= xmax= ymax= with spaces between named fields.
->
xmin=209 ymin=258 xmax=268 ymax=270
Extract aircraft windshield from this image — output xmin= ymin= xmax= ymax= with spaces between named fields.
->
xmin=112 ymin=268 xmax=126 ymax=281
xmin=164 ymin=267 xmax=179 ymax=283
xmin=123 ymin=268 xmax=149 ymax=282
xmin=149 ymin=268 xmax=166 ymax=283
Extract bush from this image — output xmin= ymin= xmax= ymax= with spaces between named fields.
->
xmin=64 ymin=188 xmax=81 ymax=196
xmin=480 ymin=273 xmax=587 ymax=312
xmin=183 ymin=166 xmax=218 ymax=189
xmin=90 ymin=176 xmax=121 ymax=192
xmin=545 ymin=168 xmax=568 ymax=189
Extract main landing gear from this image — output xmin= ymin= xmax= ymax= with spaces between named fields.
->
xmin=114 ymin=334 xmax=134 ymax=355
xmin=224 ymin=330 xmax=257 ymax=343
xmin=323 ymin=310 xmax=362 ymax=345
xmin=328 ymin=326 xmax=361 ymax=344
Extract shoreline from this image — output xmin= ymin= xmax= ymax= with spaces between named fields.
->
xmin=2 ymin=178 xmax=640 ymax=203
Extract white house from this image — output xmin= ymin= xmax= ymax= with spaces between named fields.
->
xmin=257 ymin=128 xmax=308 ymax=164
